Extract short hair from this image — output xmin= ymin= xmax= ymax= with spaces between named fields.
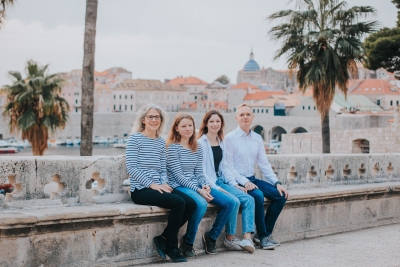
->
xmin=131 ymin=104 xmax=168 ymax=137
xmin=236 ymin=103 xmax=252 ymax=114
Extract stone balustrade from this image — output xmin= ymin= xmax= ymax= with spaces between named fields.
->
xmin=1 ymin=154 xmax=400 ymax=267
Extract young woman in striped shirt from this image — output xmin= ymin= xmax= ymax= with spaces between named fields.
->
xmin=166 ymin=113 xmax=239 ymax=256
xmin=126 ymin=104 xmax=196 ymax=263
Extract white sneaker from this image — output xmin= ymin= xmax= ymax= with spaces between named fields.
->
xmin=223 ymin=237 xmax=243 ymax=251
xmin=238 ymin=239 xmax=255 ymax=253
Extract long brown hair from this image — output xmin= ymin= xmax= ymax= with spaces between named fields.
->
xmin=197 ymin=110 xmax=225 ymax=140
xmin=167 ymin=113 xmax=198 ymax=152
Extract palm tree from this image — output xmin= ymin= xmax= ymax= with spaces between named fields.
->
xmin=0 ymin=0 xmax=14 ymax=28
xmin=268 ymin=0 xmax=377 ymax=153
xmin=80 ymin=0 xmax=98 ymax=156
xmin=2 ymin=60 xmax=69 ymax=156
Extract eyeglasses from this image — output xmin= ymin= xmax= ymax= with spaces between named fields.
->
xmin=145 ymin=115 xmax=161 ymax=121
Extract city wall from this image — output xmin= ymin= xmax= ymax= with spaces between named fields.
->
xmin=281 ymin=126 xmax=400 ymax=154
xmin=1 ymin=154 xmax=400 ymax=267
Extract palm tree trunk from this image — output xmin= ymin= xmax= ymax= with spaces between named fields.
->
xmin=321 ymin=112 xmax=330 ymax=153
xmin=80 ymin=0 xmax=98 ymax=156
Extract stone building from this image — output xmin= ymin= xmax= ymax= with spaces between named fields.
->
xmin=205 ymin=81 xmax=228 ymax=102
xmin=168 ymin=76 xmax=208 ymax=102
xmin=179 ymin=100 xmax=228 ymax=113
xmin=236 ymin=50 xmax=297 ymax=93
xmin=349 ymin=79 xmax=400 ymax=111
xmin=227 ymin=82 xmax=260 ymax=112
xmin=59 ymin=67 xmax=132 ymax=113
xmin=93 ymin=84 xmax=113 ymax=113
xmin=112 ymin=79 xmax=187 ymax=112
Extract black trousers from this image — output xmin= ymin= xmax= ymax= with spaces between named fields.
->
xmin=131 ymin=187 xmax=196 ymax=249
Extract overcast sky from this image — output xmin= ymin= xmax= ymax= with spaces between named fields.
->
xmin=0 ymin=0 xmax=397 ymax=86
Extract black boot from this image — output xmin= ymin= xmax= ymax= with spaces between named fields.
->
xmin=180 ymin=236 xmax=196 ymax=258
xmin=165 ymin=247 xmax=188 ymax=263
xmin=153 ymin=235 xmax=167 ymax=260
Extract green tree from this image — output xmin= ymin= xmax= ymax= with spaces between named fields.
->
xmin=215 ymin=75 xmax=230 ymax=84
xmin=0 ymin=0 xmax=14 ymax=28
xmin=269 ymin=0 xmax=377 ymax=153
xmin=80 ymin=0 xmax=98 ymax=156
xmin=364 ymin=28 xmax=400 ymax=78
xmin=2 ymin=60 xmax=69 ymax=155
xmin=392 ymin=0 xmax=400 ymax=27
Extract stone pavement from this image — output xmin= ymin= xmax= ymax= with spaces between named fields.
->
xmin=147 ymin=223 xmax=400 ymax=267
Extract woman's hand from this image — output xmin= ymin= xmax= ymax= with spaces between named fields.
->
xmin=202 ymin=185 xmax=211 ymax=192
xmin=198 ymin=188 xmax=214 ymax=202
xmin=149 ymin=183 xmax=172 ymax=194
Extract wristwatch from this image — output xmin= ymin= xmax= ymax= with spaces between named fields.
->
xmin=274 ymin=181 xmax=282 ymax=187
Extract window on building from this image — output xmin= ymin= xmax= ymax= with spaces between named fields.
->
xmin=390 ymin=100 xmax=393 ymax=106
xmin=397 ymin=101 xmax=399 ymax=105
xmin=131 ymin=95 xmax=133 ymax=99
xmin=257 ymin=109 xmax=259 ymax=113
xmin=377 ymin=99 xmax=381 ymax=106
xmin=125 ymin=95 xmax=127 ymax=99
xmin=119 ymin=95 xmax=121 ymax=99
xmin=233 ymin=108 xmax=236 ymax=112
xmin=262 ymin=109 xmax=264 ymax=113
xmin=125 ymin=105 xmax=127 ymax=110
xmin=119 ymin=105 xmax=121 ymax=111
xmin=114 ymin=105 xmax=116 ymax=110
xmin=302 ymin=106 xmax=305 ymax=110
xmin=308 ymin=106 xmax=310 ymax=110
xmin=266 ymin=109 xmax=268 ymax=113
xmin=114 ymin=95 xmax=116 ymax=99
xmin=75 ymin=108 xmax=78 ymax=113
xmin=194 ymin=96 xmax=197 ymax=100
xmin=75 ymin=99 xmax=78 ymax=104
xmin=314 ymin=106 xmax=316 ymax=110
xmin=253 ymin=109 xmax=255 ymax=113
xmin=130 ymin=105 xmax=133 ymax=110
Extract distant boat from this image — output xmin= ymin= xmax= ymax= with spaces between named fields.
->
xmin=0 ymin=140 xmax=18 ymax=154
xmin=73 ymin=137 xmax=81 ymax=146
xmin=48 ymin=139 xmax=67 ymax=146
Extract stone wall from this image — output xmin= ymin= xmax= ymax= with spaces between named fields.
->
xmin=281 ymin=126 xmax=400 ymax=154
xmin=1 ymin=154 xmax=400 ymax=266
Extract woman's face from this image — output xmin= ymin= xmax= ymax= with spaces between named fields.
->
xmin=176 ymin=118 xmax=194 ymax=139
xmin=206 ymin=114 xmax=221 ymax=134
xmin=142 ymin=109 xmax=161 ymax=132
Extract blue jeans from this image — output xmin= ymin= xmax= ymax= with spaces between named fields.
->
xmin=175 ymin=186 xmax=239 ymax=243
xmin=216 ymin=177 xmax=255 ymax=235
xmin=246 ymin=176 xmax=286 ymax=239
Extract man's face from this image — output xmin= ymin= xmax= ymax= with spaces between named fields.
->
xmin=235 ymin=106 xmax=254 ymax=128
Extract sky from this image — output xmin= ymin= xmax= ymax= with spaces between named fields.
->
xmin=0 ymin=0 xmax=397 ymax=86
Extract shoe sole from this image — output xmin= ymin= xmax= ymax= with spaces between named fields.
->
xmin=239 ymin=245 xmax=255 ymax=254
xmin=153 ymin=237 xmax=166 ymax=260
xmin=261 ymin=245 xmax=276 ymax=250
xmin=165 ymin=253 xmax=187 ymax=263
xmin=180 ymin=237 xmax=196 ymax=258
xmin=202 ymin=234 xmax=218 ymax=255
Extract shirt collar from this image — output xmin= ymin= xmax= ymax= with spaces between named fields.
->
xmin=236 ymin=126 xmax=252 ymax=137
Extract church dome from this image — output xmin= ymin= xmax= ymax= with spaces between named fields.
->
xmin=243 ymin=49 xmax=260 ymax=72
xmin=243 ymin=59 xmax=260 ymax=71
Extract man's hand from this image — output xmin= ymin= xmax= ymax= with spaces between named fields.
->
xmin=244 ymin=181 xmax=258 ymax=191
xmin=276 ymin=184 xmax=289 ymax=199
xmin=235 ymin=184 xmax=247 ymax=193
xmin=149 ymin=183 xmax=172 ymax=194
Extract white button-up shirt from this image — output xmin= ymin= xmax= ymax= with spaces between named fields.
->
xmin=221 ymin=127 xmax=278 ymax=186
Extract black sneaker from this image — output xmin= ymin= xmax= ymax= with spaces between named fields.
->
xmin=180 ymin=236 xmax=196 ymax=258
xmin=202 ymin=231 xmax=218 ymax=255
xmin=153 ymin=235 xmax=166 ymax=260
xmin=165 ymin=248 xmax=188 ymax=262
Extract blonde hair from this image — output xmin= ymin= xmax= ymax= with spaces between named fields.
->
xmin=166 ymin=113 xmax=198 ymax=152
xmin=131 ymin=104 xmax=168 ymax=137
xmin=236 ymin=103 xmax=252 ymax=114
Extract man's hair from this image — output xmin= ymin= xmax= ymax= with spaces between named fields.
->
xmin=236 ymin=103 xmax=252 ymax=114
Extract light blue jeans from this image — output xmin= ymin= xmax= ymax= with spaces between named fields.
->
xmin=216 ymin=177 xmax=255 ymax=235
xmin=175 ymin=186 xmax=239 ymax=243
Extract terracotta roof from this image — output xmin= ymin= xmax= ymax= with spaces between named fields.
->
xmin=115 ymin=79 xmax=186 ymax=91
xmin=349 ymin=79 xmax=400 ymax=95
xmin=94 ymin=84 xmax=111 ymax=93
xmin=180 ymin=102 xmax=198 ymax=109
xmin=168 ymin=76 xmax=208 ymax=86
xmin=231 ymin=82 xmax=259 ymax=90
xmin=180 ymin=101 xmax=227 ymax=110
xmin=244 ymin=90 xmax=285 ymax=100
xmin=248 ymin=94 xmax=304 ymax=107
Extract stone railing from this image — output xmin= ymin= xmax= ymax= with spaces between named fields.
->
xmin=1 ymin=154 xmax=400 ymax=267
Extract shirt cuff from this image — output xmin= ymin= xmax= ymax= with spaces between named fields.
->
xmin=237 ymin=176 xmax=250 ymax=186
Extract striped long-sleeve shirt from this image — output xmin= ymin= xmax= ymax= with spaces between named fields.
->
xmin=167 ymin=143 xmax=209 ymax=191
xmin=126 ymin=132 xmax=167 ymax=191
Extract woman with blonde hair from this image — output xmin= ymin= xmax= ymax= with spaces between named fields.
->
xmin=197 ymin=110 xmax=256 ymax=253
xmin=166 ymin=113 xmax=239 ymax=256
xmin=127 ymin=104 xmax=196 ymax=263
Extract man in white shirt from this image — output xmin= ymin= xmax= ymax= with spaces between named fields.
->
xmin=221 ymin=103 xmax=289 ymax=250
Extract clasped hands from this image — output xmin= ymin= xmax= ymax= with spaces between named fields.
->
xmin=198 ymin=185 xmax=214 ymax=202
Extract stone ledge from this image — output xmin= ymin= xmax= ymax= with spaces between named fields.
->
xmin=1 ymin=182 xmax=399 ymax=232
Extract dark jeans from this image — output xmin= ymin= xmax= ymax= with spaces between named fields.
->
xmin=246 ymin=176 xmax=286 ymax=239
xmin=131 ymin=188 xmax=196 ymax=249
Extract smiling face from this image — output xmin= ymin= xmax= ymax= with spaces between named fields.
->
xmin=142 ymin=109 xmax=161 ymax=132
xmin=235 ymin=105 xmax=254 ymax=129
xmin=206 ymin=114 xmax=221 ymax=135
xmin=176 ymin=118 xmax=194 ymax=139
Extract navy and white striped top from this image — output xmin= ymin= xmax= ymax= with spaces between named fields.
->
xmin=126 ymin=132 xmax=167 ymax=191
xmin=167 ymin=143 xmax=209 ymax=191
